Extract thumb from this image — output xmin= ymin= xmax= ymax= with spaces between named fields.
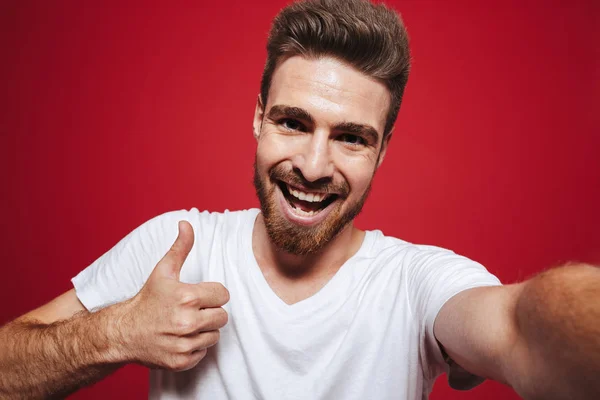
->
xmin=155 ymin=220 xmax=195 ymax=280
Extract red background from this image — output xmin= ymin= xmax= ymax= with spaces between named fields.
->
xmin=1 ymin=1 xmax=598 ymax=399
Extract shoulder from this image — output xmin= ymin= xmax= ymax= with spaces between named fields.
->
xmin=364 ymin=230 xmax=498 ymax=283
xmin=365 ymin=229 xmax=461 ymax=263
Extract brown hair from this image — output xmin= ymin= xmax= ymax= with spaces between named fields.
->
xmin=260 ymin=0 xmax=411 ymax=139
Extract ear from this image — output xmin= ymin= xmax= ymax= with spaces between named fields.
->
xmin=253 ymin=95 xmax=264 ymax=141
xmin=376 ymin=128 xmax=393 ymax=168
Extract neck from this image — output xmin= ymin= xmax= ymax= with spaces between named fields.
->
xmin=252 ymin=213 xmax=365 ymax=280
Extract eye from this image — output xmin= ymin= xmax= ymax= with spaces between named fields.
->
xmin=279 ymin=118 xmax=305 ymax=132
xmin=338 ymin=134 xmax=366 ymax=146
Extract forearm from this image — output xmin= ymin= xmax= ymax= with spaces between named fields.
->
xmin=0 ymin=305 xmax=128 ymax=399
xmin=513 ymin=263 xmax=600 ymax=400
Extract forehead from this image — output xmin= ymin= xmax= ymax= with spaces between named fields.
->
xmin=266 ymin=56 xmax=390 ymax=136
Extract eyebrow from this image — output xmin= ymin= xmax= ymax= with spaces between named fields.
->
xmin=266 ymin=105 xmax=315 ymax=125
xmin=266 ymin=104 xmax=381 ymax=143
xmin=333 ymin=122 xmax=379 ymax=144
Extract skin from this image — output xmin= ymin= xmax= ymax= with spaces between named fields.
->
xmin=0 ymin=55 xmax=598 ymax=400
xmin=0 ymin=222 xmax=229 ymax=399
xmin=252 ymin=56 xmax=391 ymax=304
xmin=435 ymin=265 xmax=600 ymax=399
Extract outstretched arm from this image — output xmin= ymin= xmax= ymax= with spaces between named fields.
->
xmin=435 ymin=263 xmax=600 ymax=400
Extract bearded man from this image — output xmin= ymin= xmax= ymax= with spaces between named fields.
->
xmin=1 ymin=0 xmax=599 ymax=399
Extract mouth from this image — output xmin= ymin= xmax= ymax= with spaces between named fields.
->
xmin=276 ymin=181 xmax=339 ymax=225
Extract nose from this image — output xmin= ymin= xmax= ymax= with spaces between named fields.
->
xmin=291 ymin=130 xmax=334 ymax=183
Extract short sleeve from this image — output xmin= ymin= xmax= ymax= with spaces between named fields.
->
xmin=405 ymin=246 xmax=502 ymax=383
xmin=71 ymin=209 xmax=199 ymax=312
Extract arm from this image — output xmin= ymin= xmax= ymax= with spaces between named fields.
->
xmin=0 ymin=290 xmax=125 ymax=399
xmin=0 ymin=221 xmax=229 ymax=400
xmin=434 ymin=263 xmax=600 ymax=400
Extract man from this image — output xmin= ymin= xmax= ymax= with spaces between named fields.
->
xmin=0 ymin=0 xmax=598 ymax=399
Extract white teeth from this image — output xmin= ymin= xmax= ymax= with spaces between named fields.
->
xmin=290 ymin=206 xmax=316 ymax=217
xmin=286 ymin=184 xmax=329 ymax=203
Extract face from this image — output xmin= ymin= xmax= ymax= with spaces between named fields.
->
xmin=253 ymin=56 xmax=391 ymax=255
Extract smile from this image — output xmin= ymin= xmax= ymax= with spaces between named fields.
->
xmin=276 ymin=181 xmax=339 ymax=224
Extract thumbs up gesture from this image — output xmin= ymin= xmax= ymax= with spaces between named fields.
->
xmin=115 ymin=221 xmax=230 ymax=371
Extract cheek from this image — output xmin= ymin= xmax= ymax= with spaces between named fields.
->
xmin=335 ymin=154 xmax=376 ymax=193
xmin=349 ymin=173 xmax=373 ymax=195
xmin=256 ymin=133 xmax=300 ymax=169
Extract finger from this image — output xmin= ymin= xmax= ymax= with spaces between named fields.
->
xmin=190 ymin=330 xmax=221 ymax=351
xmin=185 ymin=307 xmax=228 ymax=335
xmin=172 ymin=348 xmax=207 ymax=372
xmin=156 ymin=220 xmax=195 ymax=280
xmin=173 ymin=330 xmax=221 ymax=355
xmin=188 ymin=348 xmax=208 ymax=370
xmin=190 ymin=282 xmax=230 ymax=308
xmin=190 ymin=347 xmax=208 ymax=359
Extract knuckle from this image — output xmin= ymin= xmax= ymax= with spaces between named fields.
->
xmin=164 ymin=247 xmax=181 ymax=264
xmin=167 ymin=246 xmax=178 ymax=257
xmin=174 ymin=316 xmax=194 ymax=333
xmin=173 ymin=339 xmax=192 ymax=355
xmin=180 ymin=292 xmax=196 ymax=306
xmin=194 ymin=316 xmax=208 ymax=332
xmin=175 ymin=287 xmax=195 ymax=305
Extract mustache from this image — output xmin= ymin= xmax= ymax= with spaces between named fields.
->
xmin=269 ymin=164 xmax=349 ymax=197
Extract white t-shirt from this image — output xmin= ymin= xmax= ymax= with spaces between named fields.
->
xmin=72 ymin=208 xmax=501 ymax=400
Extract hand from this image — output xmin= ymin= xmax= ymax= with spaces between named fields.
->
xmin=114 ymin=220 xmax=230 ymax=371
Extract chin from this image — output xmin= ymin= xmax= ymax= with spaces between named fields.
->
xmin=253 ymin=165 xmax=369 ymax=256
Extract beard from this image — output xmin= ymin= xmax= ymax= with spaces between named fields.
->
xmin=253 ymin=158 xmax=372 ymax=255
